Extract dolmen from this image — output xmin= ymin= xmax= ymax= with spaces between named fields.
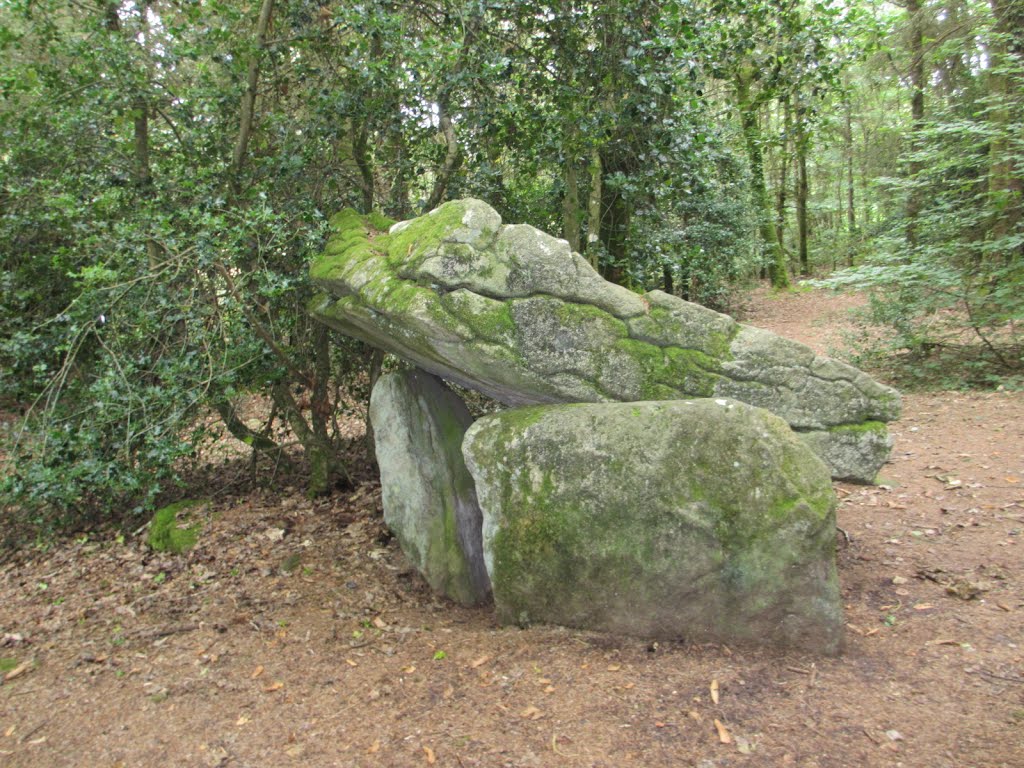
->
xmin=311 ymin=199 xmax=902 ymax=654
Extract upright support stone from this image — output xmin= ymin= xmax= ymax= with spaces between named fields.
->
xmin=369 ymin=369 xmax=490 ymax=605
xmin=462 ymin=399 xmax=845 ymax=654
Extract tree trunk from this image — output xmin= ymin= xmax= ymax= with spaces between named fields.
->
xmin=352 ymin=122 xmax=374 ymax=214
xmin=562 ymin=150 xmax=582 ymax=253
xmin=735 ymin=69 xmax=790 ymax=288
xmin=107 ymin=1 xmax=160 ymax=269
xmin=859 ymin=123 xmax=873 ymax=229
xmin=230 ymin=0 xmax=275 ymax=194
xmin=796 ymin=106 xmax=810 ymax=277
xmin=844 ymin=94 xmax=856 ymax=240
xmin=213 ymin=399 xmax=293 ymax=470
xmin=271 ymin=381 xmax=346 ymax=497
xmin=562 ymin=122 xmax=582 ymax=253
xmin=599 ymin=153 xmax=630 ymax=285
xmin=905 ymin=0 xmax=926 ymax=249
xmin=586 ymin=147 xmax=602 ymax=269
xmin=776 ymin=97 xmax=791 ymax=251
xmin=987 ymin=0 xmax=1024 ymax=259
xmin=425 ymin=103 xmax=462 ymax=211
xmin=424 ymin=9 xmax=483 ymax=212
xmin=364 ymin=348 xmax=385 ymax=469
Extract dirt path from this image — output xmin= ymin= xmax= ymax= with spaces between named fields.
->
xmin=1 ymin=288 xmax=1022 ymax=768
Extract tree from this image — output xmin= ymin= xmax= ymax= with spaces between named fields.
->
xmin=820 ymin=0 xmax=1023 ymax=380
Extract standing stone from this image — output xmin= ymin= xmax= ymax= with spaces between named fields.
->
xmin=369 ymin=369 xmax=490 ymax=605
xmin=462 ymin=399 xmax=844 ymax=653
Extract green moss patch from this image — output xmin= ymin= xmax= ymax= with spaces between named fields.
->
xmin=611 ymin=339 xmax=721 ymax=399
xmin=442 ymin=293 xmax=515 ymax=343
xmin=147 ymin=499 xmax=206 ymax=554
xmin=367 ymin=211 xmax=396 ymax=232
xmin=383 ymin=201 xmax=468 ymax=270
xmin=328 ymin=208 xmax=365 ymax=234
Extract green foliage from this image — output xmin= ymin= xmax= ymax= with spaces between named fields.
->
xmin=146 ymin=500 xmax=204 ymax=554
xmin=0 ymin=0 xmax=376 ymax=537
xmin=815 ymin=0 xmax=1023 ymax=385
xmin=15 ymin=0 xmax=1012 ymax=540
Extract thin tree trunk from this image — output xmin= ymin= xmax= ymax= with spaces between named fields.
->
xmin=352 ymin=122 xmax=374 ymax=214
xmin=230 ymin=0 xmax=275 ymax=193
xmin=310 ymin=325 xmax=333 ymax=450
xmin=424 ymin=9 xmax=483 ymax=211
xmin=776 ymin=97 xmax=791 ymax=251
xmin=735 ymin=69 xmax=789 ymax=288
xmin=364 ymin=348 xmax=385 ymax=468
xmin=213 ymin=399 xmax=293 ymax=469
xmin=905 ymin=0 xmax=926 ymax=249
xmin=271 ymin=381 xmax=347 ymax=497
xmin=845 ymin=95 xmax=856 ymax=238
xmin=796 ymin=106 xmax=810 ymax=277
xmin=586 ymin=147 xmax=602 ymax=269
xmin=859 ymin=123 xmax=873 ymax=229
xmin=562 ymin=135 xmax=582 ymax=253
xmin=389 ymin=134 xmax=411 ymax=220
xmin=599 ymin=153 xmax=630 ymax=285
xmin=425 ymin=103 xmax=462 ymax=210
xmin=133 ymin=101 xmax=159 ymax=270
xmin=108 ymin=1 xmax=160 ymax=269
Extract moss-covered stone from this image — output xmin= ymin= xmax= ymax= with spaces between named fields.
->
xmin=441 ymin=290 xmax=516 ymax=345
xmin=797 ymin=421 xmax=895 ymax=484
xmin=309 ymin=199 xmax=901 ymax=480
xmin=463 ymin=400 xmax=843 ymax=653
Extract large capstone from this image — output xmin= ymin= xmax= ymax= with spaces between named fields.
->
xmin=369 ymin=369 xmax=490 ymax=605
xmin=310 ymin=200 xmax=900 ymax=482
xmin=461 ymin=399 xmax=845 ymax=654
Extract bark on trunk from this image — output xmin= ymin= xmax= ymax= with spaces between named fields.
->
xmin=230 ymin=0 xmax=275 ymax=194
xmin=845 ymin=96 xmax=856 ymax=238
xmin=425 ymin=104 xmax=462 ymax=211
xmin=905 ymin=0 xmax=926 ymax=249
xmin=586 ymin=148 xmax=603 ymax=269
xmin=776 ymin=98 xmax=791 ymax=251
xmin=796 ymin=107 xmax=810 ymax=277
xmin=562 ymin=141 xmax=582 ymax=253
xmin=735 ymin=69 xmax=790 ymax=288
xmin=987 ymin=0 xmax=1023 ymax=258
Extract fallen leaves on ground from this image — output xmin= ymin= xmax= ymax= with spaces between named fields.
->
xmin=714 ymin=719 xmax=732 ymax=744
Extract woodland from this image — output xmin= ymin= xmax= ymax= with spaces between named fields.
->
xmin=0 ymin=0 xmax=1022 ymax=537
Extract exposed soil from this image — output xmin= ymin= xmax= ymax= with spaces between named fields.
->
xmin=2 ymin=287 xmax=1022 ymax=768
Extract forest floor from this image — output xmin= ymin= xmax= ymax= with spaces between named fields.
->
xmin=1 ymin=287 xmax=1022 ymax=768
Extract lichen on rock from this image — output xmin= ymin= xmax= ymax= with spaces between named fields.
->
xmin=310 ymin=199 xmax=901 ymax=481
xmin=461 ymin=399 xmax=845 ymax=653
xmin=369 ymin=369 xmax=490 ymax=606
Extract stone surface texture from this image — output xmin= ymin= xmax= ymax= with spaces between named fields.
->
xmin=369 ymin=369 xmax=490 ymax=605
xmin=461 ymin=399 xmax=845 ymax=654
xmin=310 ymin=200 xmax=900 ymax=482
